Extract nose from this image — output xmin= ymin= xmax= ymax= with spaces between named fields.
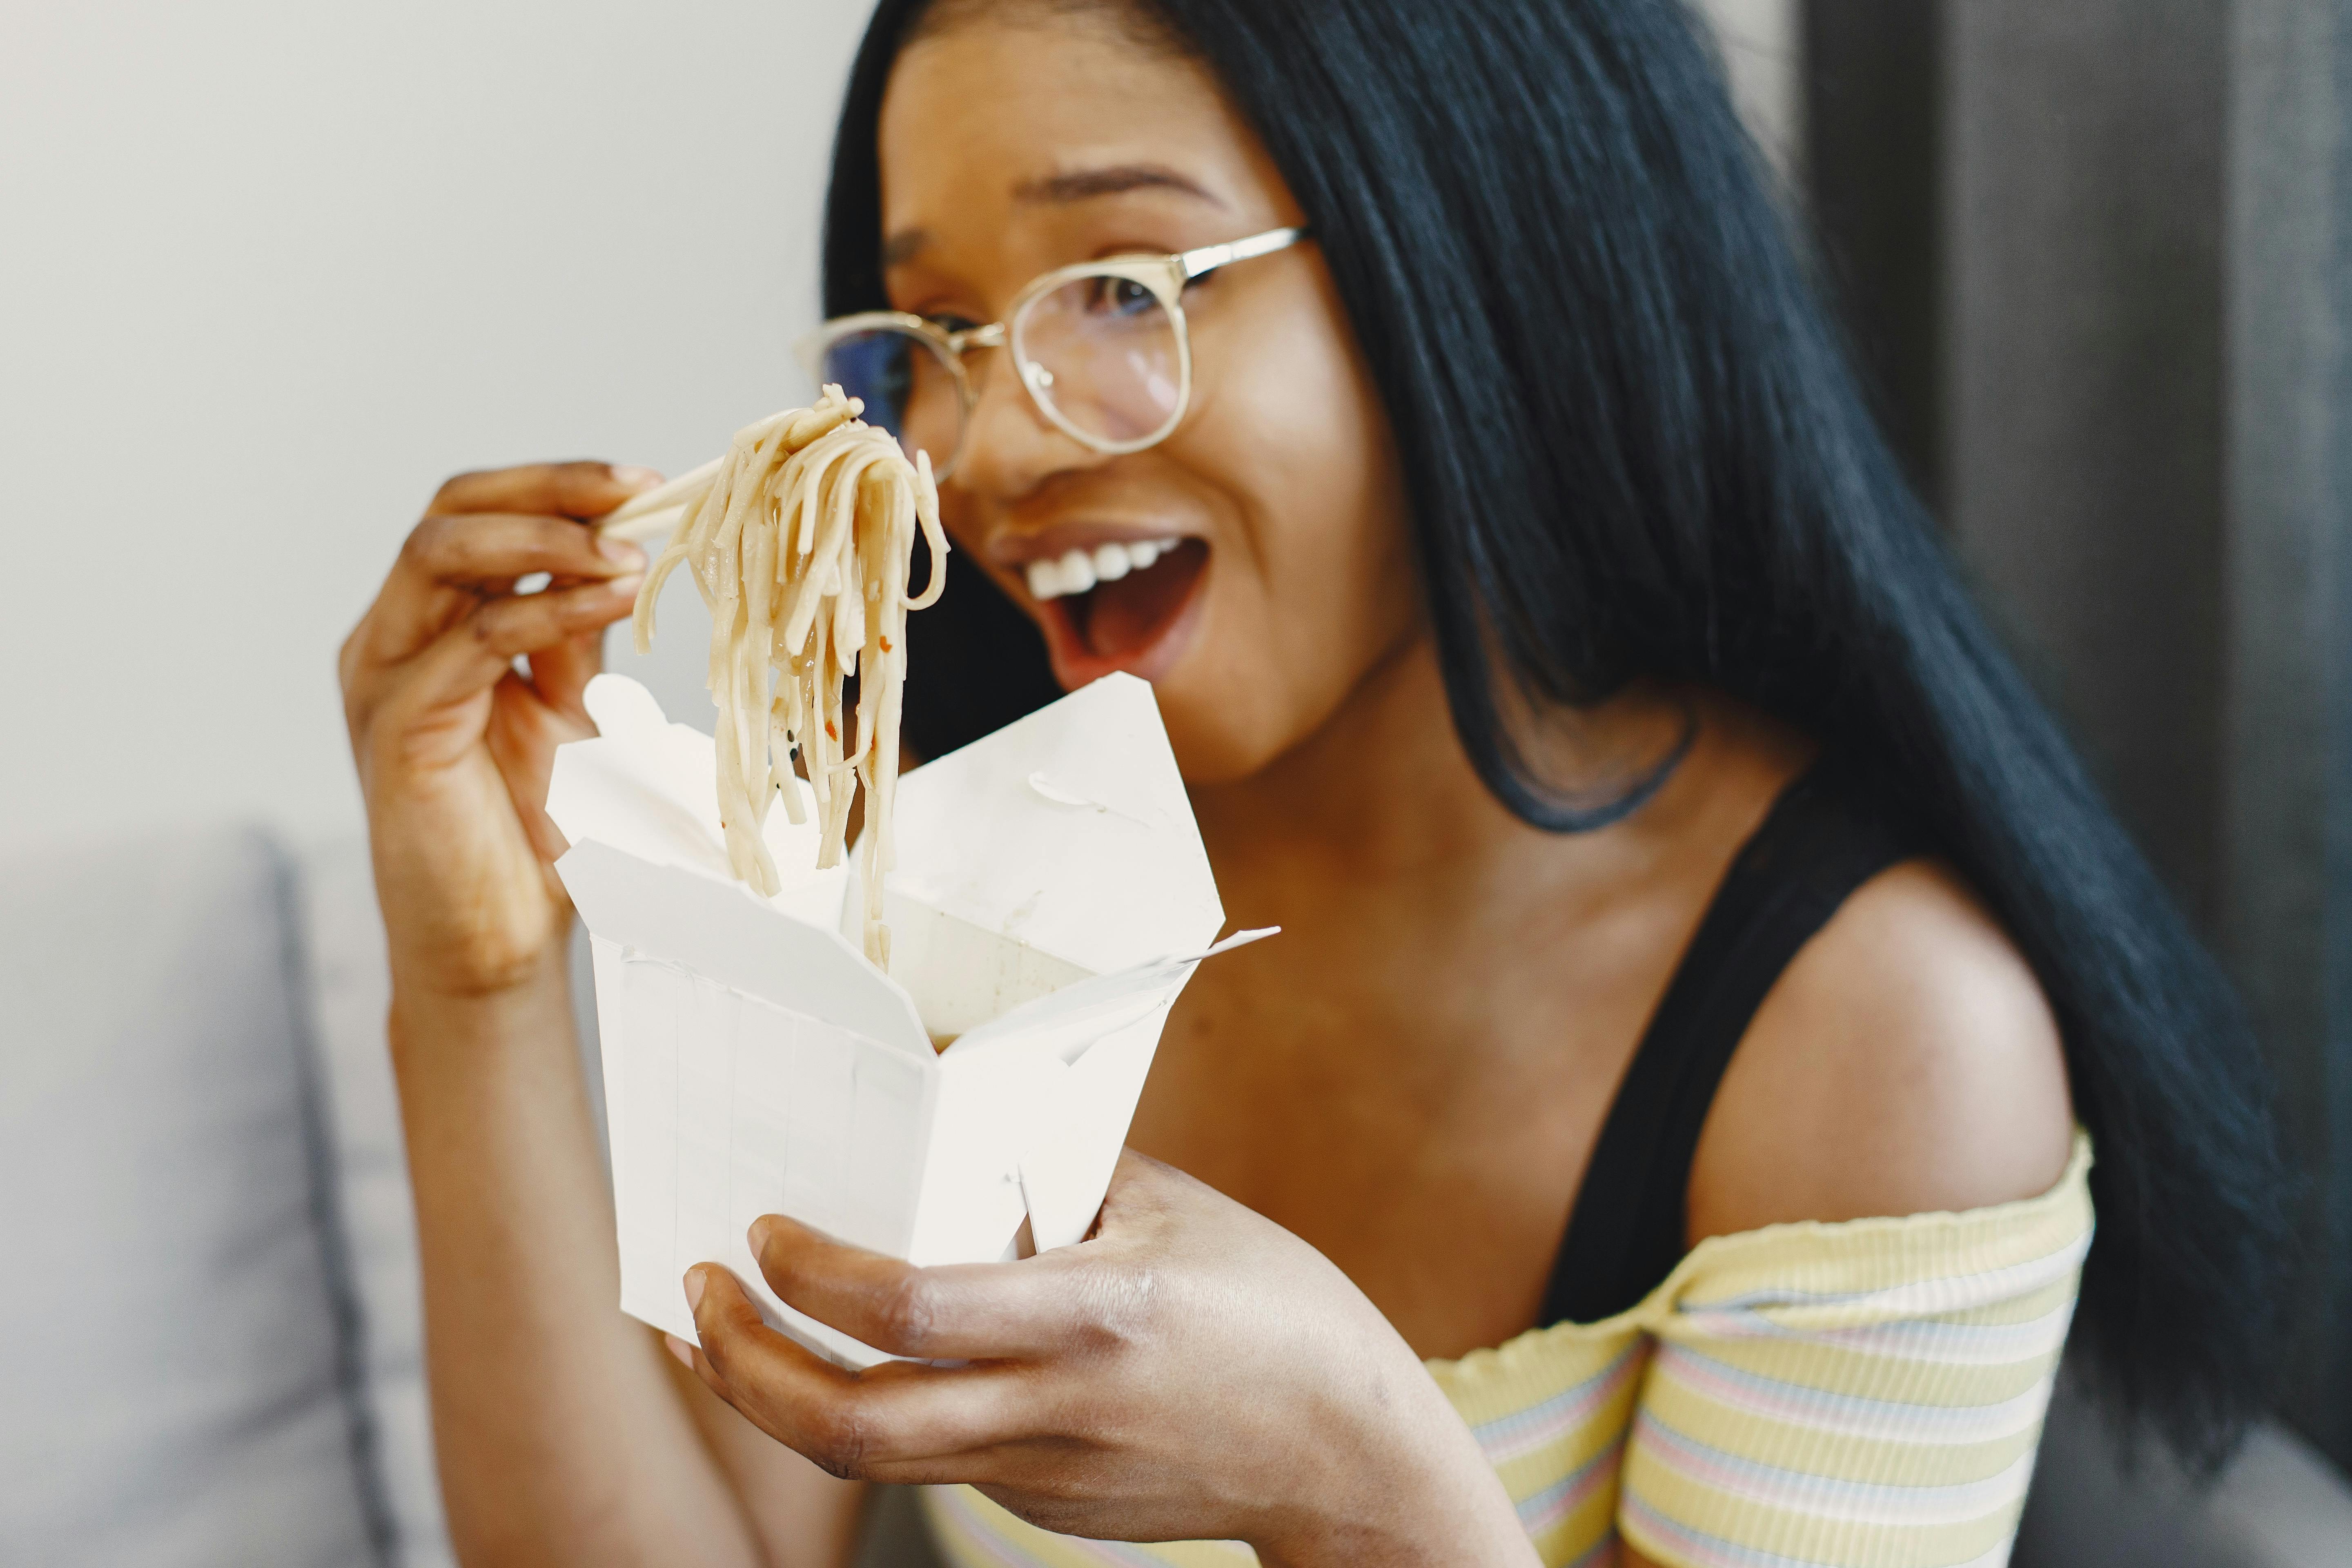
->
xmin=950 ymin=340 xmax=1109 ymax=503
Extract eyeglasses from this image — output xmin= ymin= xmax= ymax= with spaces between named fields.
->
xmin=794 ymin=225 xmax=1310 ymax=481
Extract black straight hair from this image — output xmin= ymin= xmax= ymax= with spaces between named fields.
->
xmin=823 ymin=0 xmax=2297 ymax=1463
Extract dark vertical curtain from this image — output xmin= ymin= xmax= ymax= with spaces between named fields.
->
xmin=1802 ymin=0 xmax=2352 ymax=1470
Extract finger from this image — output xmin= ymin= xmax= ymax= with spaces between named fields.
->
xmin=382 ymin=576 xmax=641 ymax=722
xmin=365 ymin=517 xmax=644 ymax=665
xmin=1091 ymin=1145 xmax=1191 ymax=1230
xmin=487 ymin=673 xmax=583 ymax=863
xmin=430 ymin=459 xmax=664 ymax=519
xmin=686 ymin=1265 xmax=1036 ymax=1478
xmin=523 ymin=625 xmax=604 ymax=724
xmin=399 ymin=512 xmax=643 ymax=590
xmin=748 ymin=1214 xmax=1082 ymax=1362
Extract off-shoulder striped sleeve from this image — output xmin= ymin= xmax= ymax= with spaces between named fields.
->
xmin=1617 ymin=1133 xmax=2094 ymax=1568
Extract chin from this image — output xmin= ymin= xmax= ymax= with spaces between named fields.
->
xmin=1147 ymin=657 xmax=1312 ymax=788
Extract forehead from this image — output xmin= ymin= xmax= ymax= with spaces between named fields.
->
xmin=877 ymin=14 xmax=1282 ymax=251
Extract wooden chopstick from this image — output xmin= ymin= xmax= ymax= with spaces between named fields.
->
xmin=592 ymin=455 xmax=725 ymax=548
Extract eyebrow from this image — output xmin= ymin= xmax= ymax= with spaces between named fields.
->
xmin=880 ymin=164 xmax=1225 ymax=270
xmin=1012 ymin=163 xmax=1225 ymax=207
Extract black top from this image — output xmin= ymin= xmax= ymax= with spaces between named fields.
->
xmin=1541 ymin=756 xmax=1917 ymax=1326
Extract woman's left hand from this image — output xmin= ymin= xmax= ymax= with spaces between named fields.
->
xmin=677 ymin=1150 xmax=1537 ymax=1568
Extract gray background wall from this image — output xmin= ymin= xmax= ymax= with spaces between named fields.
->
xmin=0 ymin=0 xmax=872 ymax=855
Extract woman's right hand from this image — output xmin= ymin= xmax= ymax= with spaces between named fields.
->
xmin=340 ymin=462 xmax=656 ymax=998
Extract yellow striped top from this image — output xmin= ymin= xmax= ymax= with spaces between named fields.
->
xmin=920 ymin=1132 xmax=2093 ymax=1568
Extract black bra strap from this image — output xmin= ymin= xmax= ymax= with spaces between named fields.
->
xmin=1541 ymin=757 xmax=1913 ymax=1325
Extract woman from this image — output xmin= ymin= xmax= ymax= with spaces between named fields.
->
xmin=339 ymin=1 xmax=2295 ymax=1564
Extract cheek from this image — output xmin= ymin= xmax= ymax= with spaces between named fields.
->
xmin=1162 ymin=295 xmax=1418 ymax=779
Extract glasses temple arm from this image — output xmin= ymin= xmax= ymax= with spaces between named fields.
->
xmin=1176 ymin=225 xmax=1311 ymax=281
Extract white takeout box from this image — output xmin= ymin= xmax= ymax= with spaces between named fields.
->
xmin=546 ymin=671 xmax=1258 ymax=1368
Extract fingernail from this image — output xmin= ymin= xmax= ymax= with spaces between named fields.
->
xmin=684 ymin=1267 xmax=706 ymax=1312
xmin=611 ymin=463 xmax=664 ymax=491
xmin=607 ymin=573 xmax=644 ymax=598
xmin=665 ymin=1332 xmax=695 ymax=1369
xmin=598 ymin=537 xmax=645 ymax=568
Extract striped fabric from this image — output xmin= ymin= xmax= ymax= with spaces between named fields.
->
xmin=922 ymin=1132 xmax=2093 ymax=1568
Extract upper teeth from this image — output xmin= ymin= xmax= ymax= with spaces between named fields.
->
xmin=1026 ymin=539 xmax=1182 ymax=601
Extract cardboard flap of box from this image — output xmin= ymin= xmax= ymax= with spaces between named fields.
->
xmin=554 ymin=675 xmax=853 ymax=935
xmin=556 ymin=673 xmax=1227 ymax=1038
xmin=947 ymin=926 xmax=1270 ymax=1062
xmin=561 ymin=842 xmax=929 ymax=1057
xmin=886 ymin=671 xmax=1223 ymax=979
xmin=972 ymin=927 xmax=1275 ymax=1250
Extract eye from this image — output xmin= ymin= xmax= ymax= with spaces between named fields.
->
xmin=926 ymin=313 xmax=981 ymax=335
xmin=1082 ymin=277 xmax=1159 ymax=318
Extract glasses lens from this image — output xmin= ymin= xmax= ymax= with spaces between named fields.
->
xmin=1013 ymin=273 xmax=1183 ymax=446
xmin=817 ymin=326 xmax=963 ymax=472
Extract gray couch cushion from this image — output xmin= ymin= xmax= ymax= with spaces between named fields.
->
xmin=293 ymin=832 xmax=606 ymax=1568
xmin=0 ymin=827 xmax=387 ymax=1567
xmin=296 ymin=835 xmax=452 ymax=1568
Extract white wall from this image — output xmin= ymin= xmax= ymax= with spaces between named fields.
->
xmin=1697 ymin=0 xmax=1804 ymax=174
xmin=0 ymin=0 xmax=1795 ymax=855
xmin=0 ymin=0 xmax=870 ymax=852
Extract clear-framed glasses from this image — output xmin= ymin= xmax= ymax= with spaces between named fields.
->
xmin=794 ymin=225 xmax=1310 ymax=481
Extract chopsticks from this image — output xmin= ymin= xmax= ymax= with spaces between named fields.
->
xmin=592 ymin=455 xmax=725 ymax=549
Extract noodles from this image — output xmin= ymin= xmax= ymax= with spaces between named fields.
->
xmin=630 ymin=385 xmax=947 ymax=967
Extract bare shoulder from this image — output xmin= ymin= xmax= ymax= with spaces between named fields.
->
xmin=1686 ymin=858 xmax=2075 ymax=1243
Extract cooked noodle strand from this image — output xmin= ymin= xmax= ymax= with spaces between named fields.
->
xmin=631 ymin=386 xmax=947 ymax=966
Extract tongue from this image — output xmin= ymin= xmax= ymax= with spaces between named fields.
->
xmin=1081 ymin=540 xmax=1207 ymax=659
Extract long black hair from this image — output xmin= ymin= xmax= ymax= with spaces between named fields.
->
xmin=823 ymin=0 xmax=2296 ymax=1463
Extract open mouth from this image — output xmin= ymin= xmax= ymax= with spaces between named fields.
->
xmin=1019 ymin=536 xmax=1210 ymax=685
